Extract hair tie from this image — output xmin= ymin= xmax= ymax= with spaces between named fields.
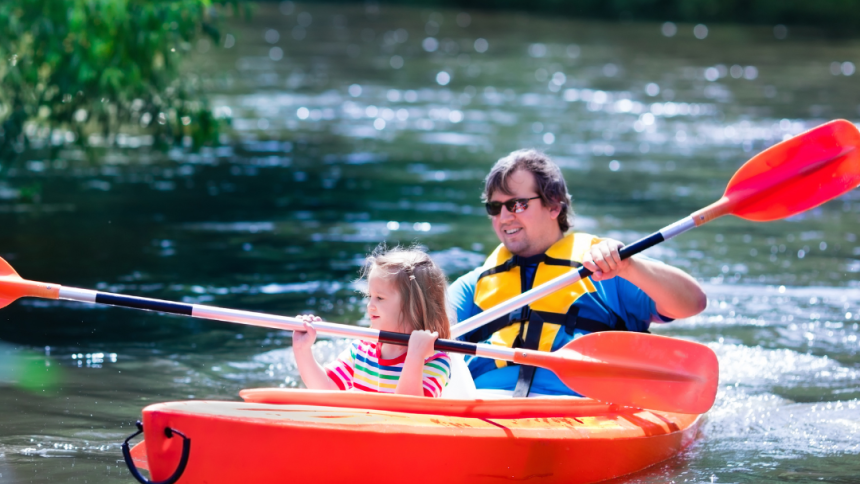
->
xmin=409 ymin=275 xmax=416 ymax=280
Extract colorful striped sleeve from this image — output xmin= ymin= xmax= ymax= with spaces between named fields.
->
xmin=324 ymin=343 xmax=356 ymax=390
xmin=421 ymin=353 xmax=452 ymax=398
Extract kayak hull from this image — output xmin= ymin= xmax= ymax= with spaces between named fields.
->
xmin=132 ymin=391 xmax=702 ymax=484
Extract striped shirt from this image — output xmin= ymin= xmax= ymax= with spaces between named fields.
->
xmin=325 ymin=340 xmax=451 ymax=398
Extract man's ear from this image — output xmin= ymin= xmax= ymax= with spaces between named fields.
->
xmin=548 ymin=200 xmax=561 ymax=220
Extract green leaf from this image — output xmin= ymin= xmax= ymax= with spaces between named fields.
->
xmin=0 ymin=0 xmax=249 ymax=157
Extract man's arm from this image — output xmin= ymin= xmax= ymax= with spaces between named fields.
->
xmin=582 ymin=238 xmax=707 ymax=320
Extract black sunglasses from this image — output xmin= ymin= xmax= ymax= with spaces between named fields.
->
xmin=485 ymin=196 xmax=541 ymax=216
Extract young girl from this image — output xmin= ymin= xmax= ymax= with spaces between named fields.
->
xmin=292 ymin=247 xmax=452 ymax=397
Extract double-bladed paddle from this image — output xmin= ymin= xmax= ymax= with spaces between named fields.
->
xmin=0 ymin=255 xmax=716 ymax=413
xmin=3 ymin=119 xmax=857 ymax=415
xmin=451 ymin=119 xmax=860 ymax=338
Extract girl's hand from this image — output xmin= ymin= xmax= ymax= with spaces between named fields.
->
xmin=395 ymin=330 xmax=440 ymax=396
xmin=406 ymin=330 xmax=439 ymax=361
xmin=291 ymin=314 xmax=340 ymax=391
xmin=292 ymin=314 xmax=321 ymax=352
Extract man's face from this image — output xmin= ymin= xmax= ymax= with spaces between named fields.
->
xmin=489 ymin=169 xmax=562 ymax=257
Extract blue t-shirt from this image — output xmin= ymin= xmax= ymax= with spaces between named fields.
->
xmin=448 ymin=260 xmax=669 ymax=396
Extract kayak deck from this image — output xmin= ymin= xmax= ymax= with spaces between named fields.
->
xmin=240 ymin=387 xmax=640 ymax=418
xmin=131 ymin=391 xmax=702 ymax=484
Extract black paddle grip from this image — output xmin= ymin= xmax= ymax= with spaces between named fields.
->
xmin=575 ymin=231 xmax=665 ymax=281
xmin=619 ymin=232 xmax=665 ymax=260
xmin=97 ymin=293 xmax=193 ymax=316
xmin=377 ymin=331 xmax=478 ymax=355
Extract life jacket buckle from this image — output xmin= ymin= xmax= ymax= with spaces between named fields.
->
xmin=508 ymin=307 xmax=529 ymax=323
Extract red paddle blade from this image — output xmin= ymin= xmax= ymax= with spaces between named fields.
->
xmin=522 ymin=332 xmax=718 ymax=414
xmin=0 ymin=256 xmax=23 ymax=309
xmin=0 ymin=257 xmax=57 ymax=308
xmin=725 ymin=119 xmax=860 ymax=222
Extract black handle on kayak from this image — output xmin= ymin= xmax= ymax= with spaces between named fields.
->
xmin=122 ymin=420 xmax=191 ymax=484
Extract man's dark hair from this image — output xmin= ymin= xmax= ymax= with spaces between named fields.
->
xmin=482 ymin=149 xmax=573 ymax=233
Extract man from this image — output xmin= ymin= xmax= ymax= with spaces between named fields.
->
xmin=449 ymin=149 xmax=707 ymax=396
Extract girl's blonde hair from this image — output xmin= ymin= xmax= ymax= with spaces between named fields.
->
xmin=361 ymin=245 xmax=451 ymax=340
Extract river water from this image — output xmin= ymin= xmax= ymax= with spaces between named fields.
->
xmin=1 ymin=3 xmax=859 ymax=483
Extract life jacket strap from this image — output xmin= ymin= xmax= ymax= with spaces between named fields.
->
xmin=513 ymin=311 xmax=545 ymax=397
xmin=459 ymin=306 xmax=634 ymax=344
xmin=476 ymin=254 xmax=583 ymax=282
xmin=514 ymin=365 xmax=537 ymax=396
xmin=477 ymin=258 xmax=516 ymax=280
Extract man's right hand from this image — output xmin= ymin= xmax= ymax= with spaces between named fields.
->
xmin=582 ymin=238 xmax=630 ymax=282
xmin=292 ymin=314 xmax=321 ymax=351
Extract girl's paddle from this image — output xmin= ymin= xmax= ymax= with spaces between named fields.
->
xmin=0 ymin=256 xmax=716 ymax=413
xmin=451 ymin=119 xmax=860 ymax=338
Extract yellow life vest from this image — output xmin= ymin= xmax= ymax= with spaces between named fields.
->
xmin=473 ymin=233 xmax=603 ymax=369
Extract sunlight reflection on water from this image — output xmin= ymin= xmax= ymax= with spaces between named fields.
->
xmin=4 ymin=2 xmax=860 ymax=482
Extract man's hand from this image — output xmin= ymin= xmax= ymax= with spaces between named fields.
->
xmin=582 ymin=238 xmax=630 ymax=281
xmin=582 ymin=238 xmax=707 ymax=319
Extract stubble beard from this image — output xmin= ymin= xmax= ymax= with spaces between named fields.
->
xmin=502 ymin=233 xmax=532 ymax=257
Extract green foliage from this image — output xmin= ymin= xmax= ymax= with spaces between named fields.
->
xmin=0 ymin=344 xmax=61 ymax=393
xmin=0 ymin=0 xmax=247 ymax=161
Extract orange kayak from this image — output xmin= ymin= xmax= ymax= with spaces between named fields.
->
xmin=125 ymin=389 xmax=702 ymax=484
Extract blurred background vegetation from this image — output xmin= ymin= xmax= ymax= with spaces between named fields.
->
xmin=369 ymin=0 xmax=860 ymax=30
xmin=0 ymin=0 xmax=251 ymax=168
xmin=1 ymin=0 xmax=856 ymax=170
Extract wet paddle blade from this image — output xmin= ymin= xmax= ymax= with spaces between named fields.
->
xmin=725 ymin=119 xmax=860 ymax=222
xmin=0 ymin=256 xmax=57 ymax=308
xmin=525 ymin=332 xmax=718 ymax=414
xmin=0 ymin=256 xmax=23 ymax=309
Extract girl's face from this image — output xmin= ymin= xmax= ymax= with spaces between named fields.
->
xmin=366 ymin=266 xmax=405 ymax=333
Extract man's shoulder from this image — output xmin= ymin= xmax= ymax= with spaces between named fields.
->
xmin=448 ymin=266 xmax=485 ymax=324
xmin=450 ymin=266 xmax=484 ymax=292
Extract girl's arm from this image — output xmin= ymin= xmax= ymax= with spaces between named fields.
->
xmin=292 ymin=318 xmax=339 ymax=391
xmin=395 ymin=330 xmax=438 ymax=397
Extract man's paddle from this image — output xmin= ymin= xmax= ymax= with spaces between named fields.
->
xmin=451 ymin=119 xmax=860 ymax=338
xmin=0 ymin=256 xmax=716 ymax=413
